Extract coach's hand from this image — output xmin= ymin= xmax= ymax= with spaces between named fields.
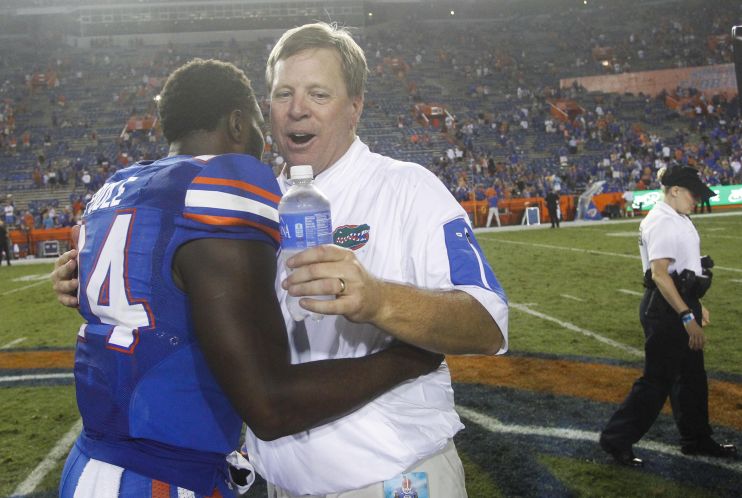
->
xmin=51 ymin=224 xmax=80 ymax=308
xmin=282 ymin=244 xmax=383 ymax=324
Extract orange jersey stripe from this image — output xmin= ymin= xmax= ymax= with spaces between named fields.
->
xmin=206 ymin=488 xmax=224 ymax=498
xmin=151 ymin=480 xmax=170 ymax=498
xmin=183 ymin=213 xmax=280 ymax=243
xmin=193 ymin=177 xmax=281 ymax=204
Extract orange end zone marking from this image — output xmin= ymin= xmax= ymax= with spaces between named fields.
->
xmin=447 ymin=355 xmax=742 ymax=431
xmin=0 ymin=350 xmax=74 ymax=370
xmin=2 ymin=349 xmax=739 ymax=432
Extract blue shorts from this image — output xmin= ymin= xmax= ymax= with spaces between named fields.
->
xmin=59 ymin=440 xmax=236 ymax=498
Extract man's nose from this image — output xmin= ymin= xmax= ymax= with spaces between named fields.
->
xmin=288 ymin=95 xmax=309 ymax=119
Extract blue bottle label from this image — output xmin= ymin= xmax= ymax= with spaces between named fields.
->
xmin=279 ymin=210 xmax=333 ymax=251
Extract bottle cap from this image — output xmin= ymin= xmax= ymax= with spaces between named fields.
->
xmin=289 ymin=165 xmax=314 ymax=180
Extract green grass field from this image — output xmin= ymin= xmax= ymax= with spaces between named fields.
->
xmin=476 ymin=214 xmax=742 ymax=374
xmin=1 ymin=212 xmax=740 ymax=497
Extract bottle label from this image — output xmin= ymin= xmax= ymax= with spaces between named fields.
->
xmin=280 ymin=210 xmax=333 ymax=251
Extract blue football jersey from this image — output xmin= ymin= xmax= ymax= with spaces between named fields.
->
xmin=73 ymin=153 xmax=280 ymax=494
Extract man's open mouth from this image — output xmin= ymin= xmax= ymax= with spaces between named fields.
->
xmin=289 ymin=133 xmax=315 ymax=145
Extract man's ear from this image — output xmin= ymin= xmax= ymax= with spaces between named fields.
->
xmin=228 ymin=109 xmax=243 ymax=142
xmin=350 ymin=96 xmax=364 ymax=129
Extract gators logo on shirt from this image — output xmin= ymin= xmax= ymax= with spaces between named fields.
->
xmin=333 ymin=224 xmax=370 ymax=250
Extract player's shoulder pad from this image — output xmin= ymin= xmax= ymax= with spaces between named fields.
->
xmin=182 ymin=154 xmax=281 ymax=244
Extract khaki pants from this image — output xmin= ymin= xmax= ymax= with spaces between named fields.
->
xmin=486 ymin=207 xmax=501 ymax=227
xmin=267 ymin=439 xmax=467 ymax=498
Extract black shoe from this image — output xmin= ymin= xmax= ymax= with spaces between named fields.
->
xmin=600 ymin=435 xmax=644 ymax=467
xmin=681 ymin=438 xmax=737 ymax=458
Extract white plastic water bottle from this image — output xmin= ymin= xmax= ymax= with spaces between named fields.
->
xmin=278 ymin=165 xmax=333 ymax=321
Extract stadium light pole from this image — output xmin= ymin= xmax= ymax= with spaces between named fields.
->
xmin=733 ymin=26 xmax=742 ymax=116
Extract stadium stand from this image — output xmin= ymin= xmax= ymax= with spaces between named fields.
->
xmin=1 ymin=0 xmax=741 ymax=234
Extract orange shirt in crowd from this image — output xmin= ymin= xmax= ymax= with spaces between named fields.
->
xmin=23 ymin=211 xmax=34 ymax=230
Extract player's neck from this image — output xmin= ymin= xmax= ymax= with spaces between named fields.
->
xmin=167 ymin=132 xmax=229 ymax=158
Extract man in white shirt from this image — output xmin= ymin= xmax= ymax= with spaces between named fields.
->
xmin=730 ymin=157 xmax=741 ymax=176
xmin=622 ymin=190 xmax=635 ymax=217
xmin=3 ymin=202 xmax=15 ymax=226
xmin=250 ymin=22 xmax=508 ymax=497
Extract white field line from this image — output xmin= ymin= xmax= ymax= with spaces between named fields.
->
xmin=704 ymin=234 xmax=742 ymax=241
xmin=617 ymin=288 xmax=643 ymax=297
xmin=481 ymin=237 xmax=640 ymax=260
xmin=605 ymin=232 xmax=639 ymax=237
xmin=0 ymin=373 xmax=74 ymax=383
xmin=1 ymin=279 xmax=48 ymax=296
xmin=456 ymin=406 xmax=742 ymax=473
xmin=511 ymin=303 xmax=643 ymax=357
xmin=12 ymin=274 xmax=50 ymax=283
xmin=731 ymin=279 xmax=742 ymax=284
xmin=11 ymin=418 xmax=82 ymax=497
xmin=0 ymin=337 xmax=27 ymax=349
xmin=482 ymin=237 xmax=742 ymax=273
xmin=560 ymin=294 xmax=585 ymax=302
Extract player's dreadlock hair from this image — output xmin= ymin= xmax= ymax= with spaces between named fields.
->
xmin=157 ymin=58 xmax=257 ymax=143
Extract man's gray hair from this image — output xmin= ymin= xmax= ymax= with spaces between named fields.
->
xmin=266 ymin=22 xmax=368 ymax=99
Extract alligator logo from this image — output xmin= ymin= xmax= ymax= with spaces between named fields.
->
xmin=333 ymin=224 xmax=370 ymax=250
xmin=729 ymin=188 xmax=742 ymax=203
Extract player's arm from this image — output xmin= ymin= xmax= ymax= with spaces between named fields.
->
xmin=173 ymin=237 xmax=443 ymax=441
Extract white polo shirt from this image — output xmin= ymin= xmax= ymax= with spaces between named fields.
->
xmin=639 ymin=200 xmax=702 ymax=275
xmin=244 ymin=138 xmax=509 ymax=495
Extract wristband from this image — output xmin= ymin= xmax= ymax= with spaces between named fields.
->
xmin=680 ymin=311 xmax=695 ymax=326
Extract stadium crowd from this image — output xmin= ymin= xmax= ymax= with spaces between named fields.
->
xmin=1 ymin=0 xmax=741 ymax=229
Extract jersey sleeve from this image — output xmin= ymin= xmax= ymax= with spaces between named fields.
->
xmin=175 ymin=154 xmax=281 ymax=248
xmin=401 ymin=168 xmax=509 ymax=353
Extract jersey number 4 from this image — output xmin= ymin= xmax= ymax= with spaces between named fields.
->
xmin=78 ymin=209 xmax=154 ymax=353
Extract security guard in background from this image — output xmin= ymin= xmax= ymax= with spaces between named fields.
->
xmin=599 ymin=166 xmax=737 ymax=466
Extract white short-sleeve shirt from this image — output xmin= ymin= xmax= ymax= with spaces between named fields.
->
xmin=244 ymin=138 xmax=508 ymax=495
xmin=639 ymin=200 xmax=701 ymax=275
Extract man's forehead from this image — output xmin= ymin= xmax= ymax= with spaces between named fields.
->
xmin=272 ymin=49 xmax=344 ymax=90
xmin=277 ymin=47 xmax=341 ymax=70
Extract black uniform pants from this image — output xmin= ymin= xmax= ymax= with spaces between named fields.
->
xmin=0 ymin=238 xmax=11 ymax=265
xmin=547 ymin=206 xmax=559 ymax=227
xmin=601 ymin=290 xmax=712 ymax=450
xmin=694 ymin=199 xmax=711 ymax=214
